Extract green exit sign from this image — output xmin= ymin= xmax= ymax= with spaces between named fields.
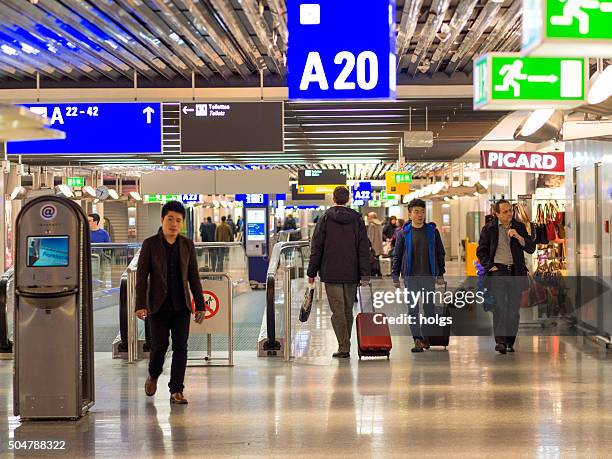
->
xmin=473 ymin=53 xmax=587 ymax=110
xmin=66 ymin=177 xmax=85 ymax=187
xmin=144 ymin=194 xmax=180 ymax=203
xmin=523 ymin=0 xmax=612 ymax=57
xmin=394 ymin=173 xmax=412 ymax=183
xmin=380 ymin=191 xmax=399 ymax=201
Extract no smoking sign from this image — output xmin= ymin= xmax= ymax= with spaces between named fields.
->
xmin=191 ymin=290 xmax=220 ymax=319
xmin=190 ymin=279 xmax=230 ymax=335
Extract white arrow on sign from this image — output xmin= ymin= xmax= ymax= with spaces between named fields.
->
xmin=527 ymin=74 xmax=559 ymax=83
xmin=182 ymin=106 xmax=194 ymax=115
xmin=142 ymin=106 xmax=155 ymax=124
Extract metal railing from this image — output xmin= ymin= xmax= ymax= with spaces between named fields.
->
xmin=0 ymin=267 xmax=14 ymax=353
xmin=276 ymin=229 xmax=305 ymax=242
xmin=263 ymin=240 xmax=311 ymax=360
xmin=122 ymin=242 xmax=248 ymax=362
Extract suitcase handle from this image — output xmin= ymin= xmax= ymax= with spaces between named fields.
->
xmin=357 ymin=283 xmax=375 ymax=314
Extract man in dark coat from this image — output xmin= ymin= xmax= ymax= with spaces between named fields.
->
xmin=477 ymin=199 xmax=536 ymax=354
xmin=135 ymin=201 xmax=205 ymax=404
xmin=307 ymin=186 xmax=370 ymax=358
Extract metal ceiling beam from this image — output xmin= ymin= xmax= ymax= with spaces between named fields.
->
xmin=148 ymin=0 xmax=233 ymax=78
xmin=404 ymin=0 xmax=451 ymax=75
xmin=59 ymin=0 xmax=177 ymax=80
xmin=445 ymin=1 xmax=503 ymax=75
xmin=208 ymin=0 xmax=268 ymax=73
xmin=428 ymin=0 xmax=479 ymax=75
xmin=117 ymin=0 xmax=214 ymax=78
xmin=181 ymin=0 xmax=251 ymax=77
xmin=477 ymin=0 xmax=521 ymax=55
xmin=93 ymin=0 xmax=193 ymax=78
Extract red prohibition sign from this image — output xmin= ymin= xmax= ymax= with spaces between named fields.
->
xmin=192 ymin=290 xmax=220 ymax=319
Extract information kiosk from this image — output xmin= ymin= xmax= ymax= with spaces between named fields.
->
xmin=13 ymin=196 xmax=94 ymax=420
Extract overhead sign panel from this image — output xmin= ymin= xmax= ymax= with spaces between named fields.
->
xmin=385 ymin=171 xmax=412 ymax=194
xmin=287 ymin=0 xmax=397 ymax=100
xmin=522 ymin=0 xmax=612 ymax=57
xmin=473 ymin=53 xmax=587 ymax=110
xmin=297 ymin=169 xmax=347 ymax=194
xmin=480 ymin=150 xmax=565 ymax=173
xmin=352 ymin=181 xmax=372 ymax=206
xmin=7 ymin=103 xmax=161 ymax=155
xmin=180 ymin=102 xmax=283 ymax=153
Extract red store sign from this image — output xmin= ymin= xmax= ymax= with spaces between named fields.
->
xmin=480 ymin=150 xmax=565 ymax=173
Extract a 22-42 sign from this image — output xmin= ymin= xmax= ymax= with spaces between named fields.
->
xmin=287 ymin=0 xmax=397 ymax=100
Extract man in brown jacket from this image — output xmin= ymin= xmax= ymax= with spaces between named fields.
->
xmin=214 ymin=215 xmax=233 ymax=272
xmin=135 ymin=201 xmax=205 ymax=404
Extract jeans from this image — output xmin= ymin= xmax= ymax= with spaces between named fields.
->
xmin=325 ymin=283 xmax=358 ymax=353
xmin=404 ymin=276 xmax=436 ymax=341
xmin=148 ymin=307 xmax=191 ymax=394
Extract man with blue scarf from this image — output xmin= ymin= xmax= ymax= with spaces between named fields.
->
xmin=392 ymin=199 xmax=446 ymax=352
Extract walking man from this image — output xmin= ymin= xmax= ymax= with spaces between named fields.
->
xmin=135 ymin=201 xmax=205 ymax=404
xmin=477 ymin=199 xmax=535 ymax=354
xmin=307 ymin=186 xmax=370 ymax=358
xmin=392 ymin=199 xmax=446 ymax=353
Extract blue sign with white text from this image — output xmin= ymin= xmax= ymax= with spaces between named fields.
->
xmin=235 ymin=194 xmax=270 ymax=207
xmin=7 ymin=103 xmax=161 ymax=155
xmin=287 ymin=0 xmax=396 ymax=100
xmin=352 ymin=181 xmax=373 ymax=206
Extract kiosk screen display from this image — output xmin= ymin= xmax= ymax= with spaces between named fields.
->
xmin=27 ymin=236 xmax=69 ymax=267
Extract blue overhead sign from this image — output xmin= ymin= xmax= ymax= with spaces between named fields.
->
xmin=7 ymin=103 xmax=161 ymax=155
xmin=287 ymin=0 xmax=397 ymax=100
xmin=352 ymin=181 xmax=373 ymax=206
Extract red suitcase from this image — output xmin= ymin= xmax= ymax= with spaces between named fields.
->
xmin=356 ymin=285 xmax=392 ymax=359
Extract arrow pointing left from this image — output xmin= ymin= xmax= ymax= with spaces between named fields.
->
xmin=142 ymin=106 xmax=155 ymax=124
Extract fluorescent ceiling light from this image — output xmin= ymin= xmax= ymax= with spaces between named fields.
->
xmin=587 ymin=65 xmax=612 ymax=105
xmin=520 ymin=109 xmax=556 ymax=137
xmin=82 ymin=186 xmax=96 ymax=198
xmin=55 ymin=184 xmax=74 ymax=198
xmin=129 ymin=191 xmax=142 ymax=201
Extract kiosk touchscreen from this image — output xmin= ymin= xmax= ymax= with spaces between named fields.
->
xmin=14 ymin=197 xmax=94 ymax=420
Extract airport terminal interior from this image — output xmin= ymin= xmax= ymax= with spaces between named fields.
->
xmin=0 ymin=0 xmax=611 ymax=457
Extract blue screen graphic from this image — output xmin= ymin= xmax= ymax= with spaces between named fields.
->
xmin=352 ymin=181 xmax=373 ymax=205
xmin=27 ymin=236 xmax=69 ymax=267
xmin=287 ymin=0 xmax=396 ymax=100
xmin=7 ymin=103 xmax=161 ymax=155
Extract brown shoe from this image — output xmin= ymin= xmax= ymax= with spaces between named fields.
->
xmin=421 ymin=338 xmax=431 ymax=350
xmin=145 ymin=377 xmax=157 ymax=396
xmin=170 ymin=393 xmax=188 ymax=404
xmin=411 ymin=339 xmax=424 ymax=353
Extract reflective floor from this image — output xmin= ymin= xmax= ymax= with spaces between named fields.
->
xmin=2 ymin=272 xmax=612 ymax=457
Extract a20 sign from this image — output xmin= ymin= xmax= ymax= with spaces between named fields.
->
xmin=287 ymin=0 xmax=397 ymax=100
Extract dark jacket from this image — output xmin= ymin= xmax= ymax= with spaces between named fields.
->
xmin=283 ymin=217 xmax=297 ymax=231
xmin=307 ymin=206 xmax=370 ymax=283
xmin=392 ymin=222 xmax=446 ymax=281
xmin=136 ymin=229 xmax=205 ymax=314
xmin=476 ymin=218 xmax=536 ymax=276
xmin=383 ymin=222 xmax=396 ymax=240
xmin=202 ymin=221 xmax=216 ymax=242
xmin=227 ymin=218 xmax=237 ymax=236
xmin=216 ymin=222 xmax=233 ymax=242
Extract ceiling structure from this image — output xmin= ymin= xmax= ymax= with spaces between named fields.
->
xmin=0 ymin=0 xmax=522 ymax=86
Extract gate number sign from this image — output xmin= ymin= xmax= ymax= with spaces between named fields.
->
xmin=287 ymin=0 xmax=397 ymax=100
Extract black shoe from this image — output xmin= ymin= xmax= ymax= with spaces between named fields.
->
xmin=495 ymin=343 xmax=507 ymax=354
xmin=421 ymin=338 xmax=431 ymax=350
xmin=507 ymin=346 xmax=515 ymax=353
xmin=411 ymin=339 xmax=425 ymax=353
xmin=332 ymin=351 xmax=350 ymax=358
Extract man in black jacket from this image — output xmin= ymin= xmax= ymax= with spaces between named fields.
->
xmin=136 ymin=201 xmax=205 ymax=404
xmin=477 ymin=199 xmax=536 ymax=354
xmin=307 ymin=186 xmax=371 ymax=358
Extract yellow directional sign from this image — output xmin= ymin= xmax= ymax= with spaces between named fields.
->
xmin=385 ymin=171 xmax=412 ymax=194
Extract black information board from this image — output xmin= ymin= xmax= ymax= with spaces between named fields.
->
xmin=297 ymin=169 xmax=347 ymax=186
xmin=180 ymin=101 xmax=283 ymax=153
xmin=290 ymin=184 xmax=325 ymax=201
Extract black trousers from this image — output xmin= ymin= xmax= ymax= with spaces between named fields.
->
xmin=148 ymin=307 xmax=191 ymax=393
xmin=489 ymin=267 xmax=524 ymax=347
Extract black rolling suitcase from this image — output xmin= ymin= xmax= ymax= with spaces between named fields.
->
xmin=426 ymin=282 xmax=451 ymax=349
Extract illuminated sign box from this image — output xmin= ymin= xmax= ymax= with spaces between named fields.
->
xmin=473 ymin=53 xmax=588 ymax=110
xmin=522 ymin=0 xmax=612 ymax=57
xmin=480 ymin=150 xmax=565 ymax=173
xmin=297 ymin=169 xmax=347 ymax=194
xmin=385 ymin=171 xmax=412 ymax=194
xmin=66 ymin=177 xmax=85 ymax=187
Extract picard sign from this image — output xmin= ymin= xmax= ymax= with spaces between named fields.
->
xmin=480 ymin=150 xmax=565 ymax=173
